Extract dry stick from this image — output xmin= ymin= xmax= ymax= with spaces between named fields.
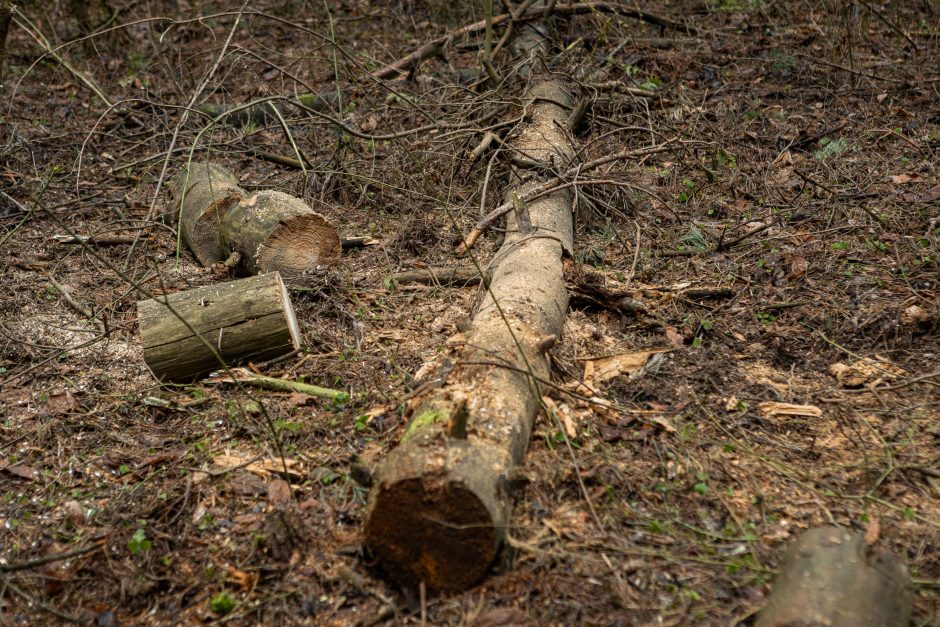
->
xmin=12 ymin=12 xmax=113 ymax=108
xmin=372 ymin=2 xmax=696 ymax=79
xmin=124 ymin=0 xmax=249 ymax=270
xmin=457 ymin=143 xmax=672 ymax=253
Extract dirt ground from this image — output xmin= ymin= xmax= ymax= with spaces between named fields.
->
xmin=1 ymin=1 xmax=938 ymax=624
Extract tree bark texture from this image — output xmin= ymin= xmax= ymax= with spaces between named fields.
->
xmin=172 ymin=163 xmax=341 ymax=276
xmin=137 ymin=272 xmax=301 ymax=382
xmin=757 ymin=526 xmax=912 ymax=627
xmin=363 ymin=20 xmax=577 ymax=592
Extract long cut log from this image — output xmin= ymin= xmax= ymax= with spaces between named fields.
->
xmin=137 ymin=272 xmax=301 ymax=382
xmin=363 ymin=21 xmax=577 ymax=592
xmin=757 ymin=526 xmax=912 ymax=627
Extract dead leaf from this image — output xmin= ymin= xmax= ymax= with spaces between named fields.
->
xmin=359 ymin=114 xmax=378 ymax=132
xmin=46 ymin=391 xmax=79 ymax=416
xmin=646 ymin=414 xmax=677 ymax=433
xmin=758 ymin=402 xmax=823 ymax=418
xmin=0 ymin=462 xmax=39 ymax=480
xmin=864 ymin=516 xmax=880 ymax=545
xmin=543 ymin=397 xmax=577 ymax=439
xmin=581 ymin=348 xmax=671 ymax=385
xmin=267 ymin=479 xmax=292 ymax=508
xmin=901 ymin=305 xmax=929 ymax=326
xmin=890 ymin=173 xmax=915 ymax=184
xmin=665 ymin=326 xmax=684 ymax=349
xmin=788 ymin=255 xmax=809 ymax=279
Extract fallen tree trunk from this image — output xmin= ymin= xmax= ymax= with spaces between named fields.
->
xmin=137 ymin=272 xmax=301 ymax=382
xmin=172 ymin=163 xmax=341 ymax=276
xmin=363 ymin=20 xmax=577 ymax=592
xmin=757 ymin=526 xmax=912 ymax=627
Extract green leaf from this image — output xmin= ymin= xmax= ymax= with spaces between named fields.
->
xmin=127 ymin=529 xmax=151 ymax=555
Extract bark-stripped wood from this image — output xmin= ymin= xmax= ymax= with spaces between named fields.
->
xmin=363 ymin=21 xmax=577 ymax=592
xmin=171 ymin=163 xmax=341 ymax=276
xmin=757 ymin=526 xmax=912 ymax=627
xmin=137 ymin=273 xmax=301 ymax=382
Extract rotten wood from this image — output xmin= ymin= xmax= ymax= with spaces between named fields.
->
xmin=757 ymin=526 xmax=912 ymax=627
xmin=363 ymin=16 xmax=577 ymax=592
xmin=137 ymin=272 xmax=301 ymax=383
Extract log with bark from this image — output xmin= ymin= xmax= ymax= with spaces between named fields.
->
xmin=137 ymin=272 xmax=301 ymax=382
xmin=757 ymin=526 xmax=912 ymax=627
xmin=172 ymin=162 xmax=341 ymax=276
xmin=362 ymin=19 xmax=577 ymax=592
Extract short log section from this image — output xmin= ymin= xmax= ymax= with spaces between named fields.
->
xmin=137 ymin=272 xmax=301 ymax=382
xmin=172 ymin=163 xmax=341 ymax=276
xmin=173 ymin=162 xmax=245 ymax=266
xmin=363 ymin=20 xmax=576 ymax=592
xmin=757 ymin=526 xmax=912 ymax=627
xmin=224 ymin=190 xmax=341 ymax=277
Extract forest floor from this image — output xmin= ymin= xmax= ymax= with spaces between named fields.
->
xmin=0 ymin=0 xmax=938 ymax=625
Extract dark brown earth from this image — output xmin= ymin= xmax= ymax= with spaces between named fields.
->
xmin=0 ymin=1 xmax=938 ymax=624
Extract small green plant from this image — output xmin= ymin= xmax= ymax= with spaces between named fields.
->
xmin=209 ymin=592 xmax=236 ymax=615
xmin=678 ymin=178 xmax=696 ymax=202
xmin=354 ymin=414 xmax=369 ymax=431
xmin=693 ymin=472 xmax=709 ymax=495
xmin=831 ymin=240 xmax=849 ymax=250
xmin=127 ymin=529 xmax=152 ymax=555
xmin=768 ymin=50 xmax=795 ymax=73
xmin=680 ymin=226 xmax=708 ymax=251
xmin=814 ymin=137 xmax=848 ymax=161
xmin=755 ymin=311 xmax=777 ymax=325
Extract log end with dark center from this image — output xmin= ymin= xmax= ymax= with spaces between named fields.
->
xmin=364 ymin=476 xmax=498 ymax=592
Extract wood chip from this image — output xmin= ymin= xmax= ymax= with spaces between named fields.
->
xmin=758 ymin=402 xmax=823 ymax=418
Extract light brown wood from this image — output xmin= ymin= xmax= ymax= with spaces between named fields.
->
xmin=223 ymin=190 xmax=341 ymax=277
xmin=137 ymin=273 xmax=301 ymax=382
xmin=757 ymin=526 xmax=912 ymax=627
xmin=363 ymin=20 xmax=576 ymax=592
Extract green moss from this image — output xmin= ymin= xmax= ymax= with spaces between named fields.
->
xmin=401 ymin=409 xmax=447 ymax=442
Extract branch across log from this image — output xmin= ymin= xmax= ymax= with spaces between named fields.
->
xmin=757 ymin=526 xmax=912 ymax=627
xmin=363 ymin=20 xmax=577 ymax=592
xmin=137 ymin=273 xmax=301 ymax=382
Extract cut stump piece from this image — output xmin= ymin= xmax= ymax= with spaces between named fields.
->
xmin=757 ymin=526 xmax=912 ymax=627
xmin=224 ymin=190 xmax=341 ymax=277
xmin=137 ymin=272 xmax=301 ymax=382
xmin=172 ymin=162 xmax=246 ymax=266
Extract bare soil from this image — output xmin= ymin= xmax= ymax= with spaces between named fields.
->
xmin=0 ymin=1 xmax=938 ymax=625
